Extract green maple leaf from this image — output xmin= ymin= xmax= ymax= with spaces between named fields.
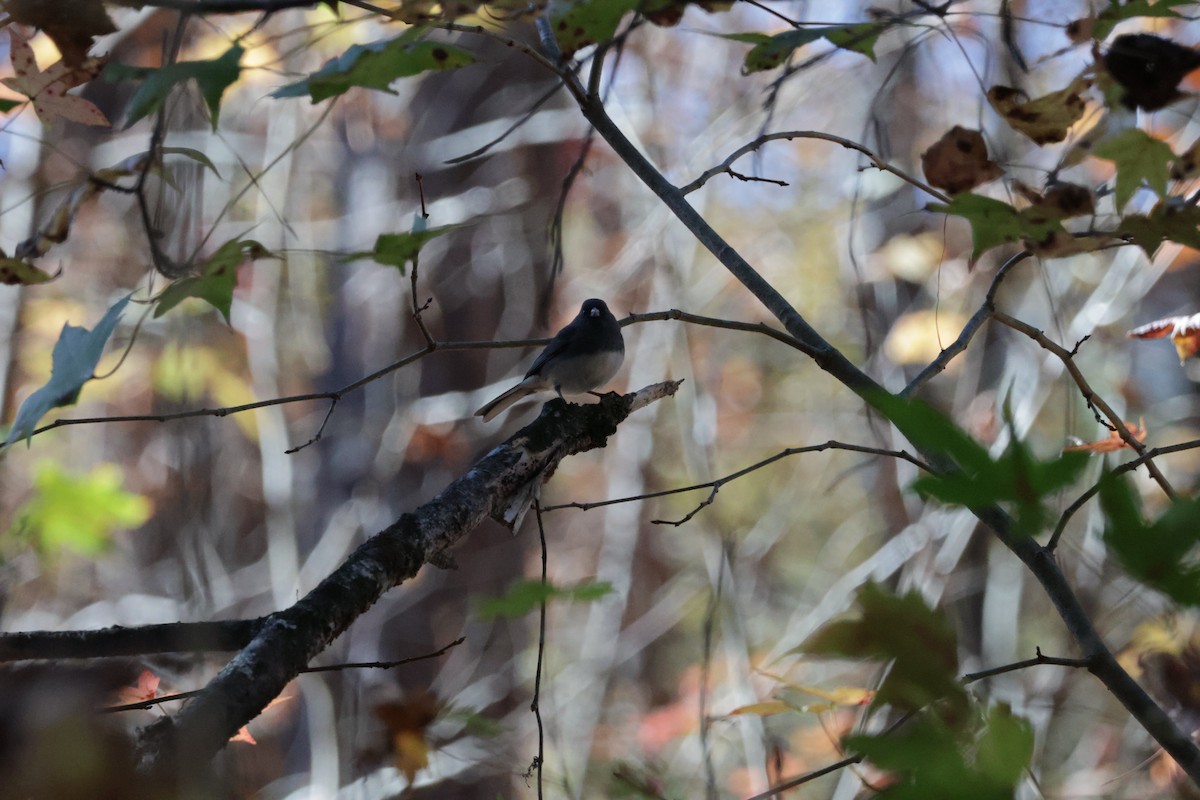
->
xmin=272 ymin=34 xmax=474 ymax=103
xmin=155 ymin=239 xmax=272 ymax=322
xmin=107 ymin=46 xmax=243 ymax=130
xmin=1093 ymin=129 xmax=1174 ymax=210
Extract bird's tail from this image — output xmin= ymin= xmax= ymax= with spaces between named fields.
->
xmin=475 ymin=383 xmax=538 ymax=422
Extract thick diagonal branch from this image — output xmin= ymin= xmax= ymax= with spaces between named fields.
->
xmin=134 ymin=383 xmax=679 ymax=778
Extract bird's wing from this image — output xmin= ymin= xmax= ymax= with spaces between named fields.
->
xmin=525 ymin=322 xmax=577 ymax=377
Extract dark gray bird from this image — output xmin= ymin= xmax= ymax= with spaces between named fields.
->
xmin=475 ymin=298 xmax=625 ymax=422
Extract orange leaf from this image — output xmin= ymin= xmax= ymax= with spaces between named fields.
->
xmin=1128 ymin=313 xmax=1200 ymax=362
xmin=1064 ymin=418 xmax=1147 ymax=453
xmin=229 ymin=725 xmax=257 ymax=745
xmin=114 ymin=669 xmax=162 ymax=705
xmin=228 ymin=693 xmax=292 ymax=745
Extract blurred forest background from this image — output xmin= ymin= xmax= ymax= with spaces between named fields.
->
xmin=3 ymin=0 xmax=1200 ymax=797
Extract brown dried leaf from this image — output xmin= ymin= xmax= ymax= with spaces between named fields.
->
xmin=1013 ymin=180 xmax=1095 ymax=220
xmin=920 ymin=126 xmax=1004 ymax=195
xmin=987 ymin=76 xmax=1091 ymax=144
xmin=374 ymin=691 xmax=442 ymax=783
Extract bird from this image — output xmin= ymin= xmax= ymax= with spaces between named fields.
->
xmin=475 ymin=298 xmax=625 ymax=422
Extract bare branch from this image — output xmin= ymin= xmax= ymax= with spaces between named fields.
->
xmin=679 ymin=130 xmax=951 ymax=202
xmin=962 ymin=648 xmax=1092 ymax=683
xmin=101 ymin=637 xmax=465 ymax=713
xmin=902 ymin=251 xmax=1031 ymax=397
xmin=1049 ymin=437 xmax=1200 ymax=551
xmin=543 ymin=440 xmax=930 ymax=519
xmin=991 ymin=311 xmax=1176 ymax=501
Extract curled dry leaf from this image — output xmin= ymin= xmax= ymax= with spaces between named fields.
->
xmin=920 ymin=126 xmax=1003 ymax=195
xmin=1013 ymin=180 xmax=1095 ymax=220
xmin=1128 ymin=313 xmax=1200 ymax=362
xmin=987 ymin=76 xmax=1091 ymax=144
xmin=1063 ymin=418 xmax=1147 ymax=453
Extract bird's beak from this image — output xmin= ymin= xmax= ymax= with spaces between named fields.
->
xmin=590 ymin=308 xmax=600 ymax=317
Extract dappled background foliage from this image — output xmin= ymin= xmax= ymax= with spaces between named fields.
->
xmin=4 ymin=0 xmax=1200 ymax=797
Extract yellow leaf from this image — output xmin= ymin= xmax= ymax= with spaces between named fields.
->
xmin=726 ymin=700 xmax=792 ymax=717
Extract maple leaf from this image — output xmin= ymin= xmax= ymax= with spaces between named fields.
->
xmin=1064 ymin=419 xmax=1147 ymax=453
xmin=1128 ymin=313 xmax=1200 ymax=362
xmin=0 ymin=29 xmax=109 ymax=126
xmin=114 ymin=669 xmax=162 ymax=706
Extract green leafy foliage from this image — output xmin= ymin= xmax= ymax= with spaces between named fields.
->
xmin=476 ymin=579 xmax=614 ymax=620
xmin=926 ymin=193 xmax=1070 ymax=263
xmin=1091 ymin=0 xmax=1193 ymax=41
xmin=3 ymin=294 xmax=131 ymax=449
xmin=1100 ymin=473 xmax=1200 ymax=605
xmin=845 ymin=704 xmax=1034 ymax=800
xmin=548 ymin=0 xmax=639 ymax=59
xmin=724 ymin=22 xmax=880 ymax=72
xmin=106 ymin=46 xmax=243 ymax=130
xmin=11 ymin=462 xmax=151 ymax=555
xmin=0 ymin=98 xmax=21 ymax=113
xmin=1092 ymin=128 xmax=1173 ymax=210
xmin=349 ymin=223 xmax=456 ymax=272
xmin=272 ymin=33 xmax=474 ymax=103
xmin=873 ymin=394 xmax=1088 ymax=536
xmin=796 ymin=582 xmax=966 ymax=716
xmin=154 ymin=239 xmax=271 ymax=323
xmin=1115 ymin=201 xmax=1200 ymax=255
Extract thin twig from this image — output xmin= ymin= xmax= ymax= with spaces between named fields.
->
xmin=528 ymin=501 xmax=548 ymax=798
xmin=542 ymin=441 xmax=931 ymax=517
xmin=621 ymin=309 xmax=804 ymax=351
xmin=444 ymin=82 xmax=563 ymax=165
xmin=103 ymin=637 xmax=465 ymax=712
xmin=991 ymin=311 xmax=1177 ymax=501
xmin=902 ymin=251 xmax=1031 ymax=397
xmin=961 ymin=647 xmax=1091 ymax=683
xmin=1048 ymin=437 xmax=1200 ymax=552
xmin=679 ymin=131 xmax=950 ymax=202
xmin=23 ymin=311 xmax=793 ymax=446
